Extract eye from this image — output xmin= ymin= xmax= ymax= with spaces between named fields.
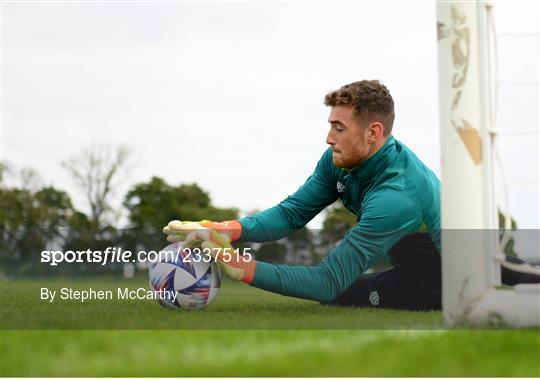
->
xmin=330 ymin=123 xmax=345 ymax=133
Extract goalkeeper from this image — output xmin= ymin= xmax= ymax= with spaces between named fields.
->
xmin=164 ymin=80 xmax=539 ymax=310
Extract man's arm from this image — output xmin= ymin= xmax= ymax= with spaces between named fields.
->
xmin=238 ymin=148 xmax=339 ymax=242
xmin=251 ymin=237 xmax=376 ymax=303
xmin=162 ymin=149 xmax=338 ymax=244
xmin=248 ymin=189 xmax=423 ymax=303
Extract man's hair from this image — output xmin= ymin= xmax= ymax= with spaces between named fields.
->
xmin=324 ymin=80 xmax=395 ymax=136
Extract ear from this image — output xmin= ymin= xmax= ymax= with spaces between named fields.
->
xmin=367 ymin=122 xmax=384 ymax=142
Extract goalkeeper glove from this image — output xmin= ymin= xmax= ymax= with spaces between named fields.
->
xmin=163 ymin=220 xmax=242 ymax=243
xmin=185 ymin=230 xmax=255 ymax=284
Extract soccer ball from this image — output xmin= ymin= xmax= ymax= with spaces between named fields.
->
xmin=149 ymin=242 xmax=221 ymax=310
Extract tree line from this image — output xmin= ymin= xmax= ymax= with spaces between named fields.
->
xmin=0 ymin=145 xmax=360 ymax=276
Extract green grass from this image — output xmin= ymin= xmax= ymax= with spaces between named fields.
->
xmin=1 ymin=279 xmax=444 ymax=330
xmin=1 ymin=279 xmax=539 ymax=376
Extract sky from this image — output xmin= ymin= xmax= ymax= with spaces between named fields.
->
xmin=1 ymin=0 xmax=539 ymax=256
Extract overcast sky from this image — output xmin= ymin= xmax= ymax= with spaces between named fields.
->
xmin=1 ymin=1 xmax=538 ymax=249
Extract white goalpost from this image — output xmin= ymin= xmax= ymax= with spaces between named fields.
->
xmin=436 ymin=1 xmax=540 ymax=327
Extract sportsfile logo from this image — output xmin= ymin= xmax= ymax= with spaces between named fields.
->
xmin=40 ymin=246 xmax=253 ymax=266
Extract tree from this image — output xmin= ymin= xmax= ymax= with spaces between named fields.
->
xmin=0 ymin=186 xmax=73 ymax=263
xmin=0 ymin=162 xmax=11 ymax=187
xmin=281 ymin=227 xmax=316 ymax=264
xmin=123 ymin=177 xmax=239 ymax=251
xmin=255 ymin=241 xmax=287 ymax=263
xmin=62 ymin=144 xmax=132 ymax=231
xmin=1 ymin=163 xmax=72 ymax=263
xmin=62 ymin=210 xmax=95 ymax=252
xmin=0 ymin=161 xmax=42 ymax=192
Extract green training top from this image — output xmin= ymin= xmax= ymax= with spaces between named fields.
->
xmin=238 ymin=136 xmax=441 ymax=303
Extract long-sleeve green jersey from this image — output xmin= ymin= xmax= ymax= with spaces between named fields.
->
xmin=238 ymin=136 xmax=440 ymax=303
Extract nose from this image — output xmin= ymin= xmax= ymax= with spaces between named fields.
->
xmin=326 ymin=129 xmax=335 ymax=146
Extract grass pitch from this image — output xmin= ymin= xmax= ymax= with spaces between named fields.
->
xmin=1 ymin=279 xmax=539 ymax=376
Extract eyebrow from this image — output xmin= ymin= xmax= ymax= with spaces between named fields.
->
xmin=329 ymin=120 xmax=346 ymax=127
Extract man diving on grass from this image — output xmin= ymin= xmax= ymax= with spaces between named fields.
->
xmin=163 ymin=80 xmax=540 ymax=310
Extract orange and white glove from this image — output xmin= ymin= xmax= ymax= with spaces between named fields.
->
xmin=186 ymin=229 xmax=255 ymax=284
xmin=163 ymin=220 xmax=242 ymax=243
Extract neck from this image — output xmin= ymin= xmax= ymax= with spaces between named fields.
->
xmin=360 ymin=135 xmax=389 ymax=165
xmin=346 ymin=135 xmax=396 ymax=181
xmin=343 ymin=135 xmax=391 ymax=170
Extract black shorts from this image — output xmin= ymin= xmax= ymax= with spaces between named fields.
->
xmin=330 ymin=232 xmax=442 ymax=311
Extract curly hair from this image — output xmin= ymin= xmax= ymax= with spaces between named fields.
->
xmin=324 ymin=80 xmax=395 ymax=136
